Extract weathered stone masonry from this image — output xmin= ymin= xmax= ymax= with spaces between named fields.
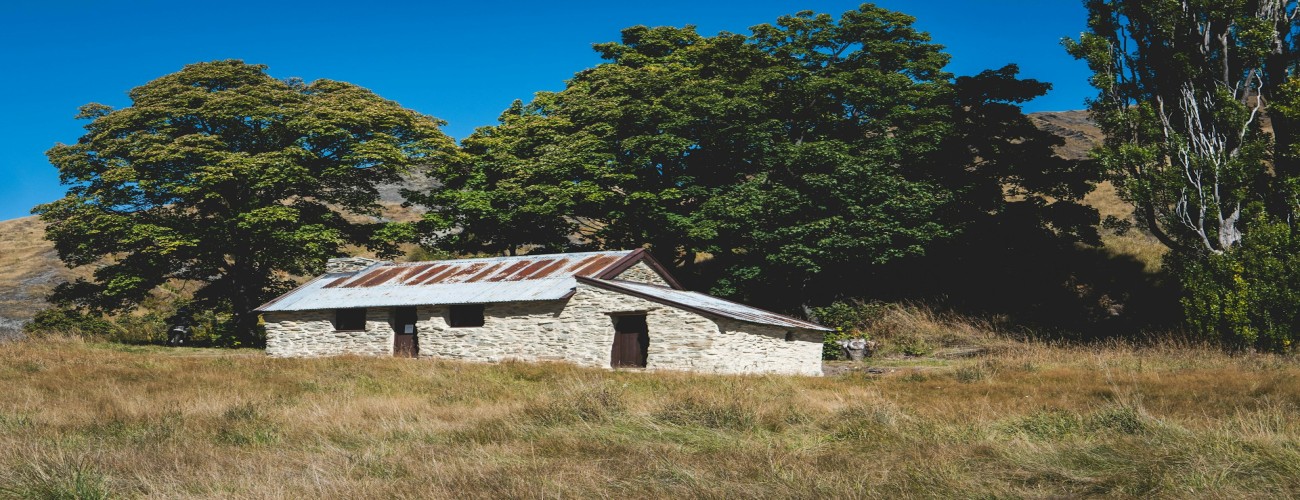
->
xmin=265 ymin=284 xmax=822 ymax=375
xmin=264 ymin=307 xmax=394 ymax=357
xmin=615 ymin=262 xmax=671 ymax=287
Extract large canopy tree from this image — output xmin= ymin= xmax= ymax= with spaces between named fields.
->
xmin=37 ymin=60 xmax=456 ymax=339
xmin=1067 ymin=0 xmax=1300 ymax=349
xmin=414 ymin=5 xmax=1098 ymax=312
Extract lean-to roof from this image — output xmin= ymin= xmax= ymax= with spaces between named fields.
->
xmin=577 ymin=277 xmax=832 ymax=331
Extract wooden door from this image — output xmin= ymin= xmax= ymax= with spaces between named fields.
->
xmin=610 ymin=314 xmax=648 ymax=368
xmin=393 ymin=306 xmax=418 ymax=358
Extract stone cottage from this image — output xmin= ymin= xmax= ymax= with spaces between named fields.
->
xmin=256 ymin=249 xmax=828 ymax=375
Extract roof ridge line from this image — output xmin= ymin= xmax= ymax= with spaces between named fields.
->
xmin=380 ymin=250 xmax=637 ymax=267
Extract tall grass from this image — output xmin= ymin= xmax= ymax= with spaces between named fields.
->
xmin=0 ymin=336 xmax=1297 ymax=497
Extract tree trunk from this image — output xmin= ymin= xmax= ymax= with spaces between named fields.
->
xmin=227 ymin=255 xmax=265 ymax=346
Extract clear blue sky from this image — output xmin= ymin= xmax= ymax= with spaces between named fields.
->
xmin=0 ymin=0 xmax=1090 ymax=221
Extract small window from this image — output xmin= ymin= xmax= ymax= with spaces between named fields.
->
xmin=449 ymin=304 xmax=485 ymax=327
xmin=335 ymin=308 xmax=367 ymax=331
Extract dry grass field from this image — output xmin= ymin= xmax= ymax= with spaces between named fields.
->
xmin=2 ymin=327 xmax=1298 ymax=498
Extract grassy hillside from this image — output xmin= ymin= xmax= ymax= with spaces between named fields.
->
xmin=0 ymin=216 xmax=82 ymax=340
xmin=1030 ymin=110 xmax=1167 ymax=272
xmin=0 ymin=336 xmax=1297 ymax=497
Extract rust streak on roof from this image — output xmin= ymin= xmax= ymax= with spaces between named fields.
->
xmin=510 ymin=259 xmax=556 ymax=280
xmin=351 ymin=267 xmax=404 ymax=287
xmin=564 ymin=256 xmax=606 ymax=276
xmin=409 ymin=264 xmax=448 ymax=285
xmin=468 ymin=262 xmax=507 ymax=282
xmin=444 ymin=263 xmax=487 ymax=282
xmin=574 ymin=255 xmax=621 ymax=277
xmin=398 ymin=264 xmax=434 ymax=283
xmin=420 ymin=265 xmax=461 ymax=284
xmin=492 ymin=260 xmax=535 ymax=281
xmin=532 ymin=259 xmax=569 ymax=278
xmin=256 ymin=250 xmax=651 ymax=312
xmin=320 ymin=276 xmax=349 ymax=289
xmin=375 ymin=267 xmax=408 ymax=285
xmin=564 ymin=255 xmax=602 ymax=273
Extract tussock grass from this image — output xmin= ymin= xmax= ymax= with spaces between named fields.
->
xmin=1 ymin=337 xmax=1299 ymax=497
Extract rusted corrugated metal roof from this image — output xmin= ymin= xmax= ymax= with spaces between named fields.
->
xmin=578 ymin=277 xmax=832 ymax=331
xmin=257 ymin=250 xmax=638 ymax=312
xmin=256 ymin=249 xmax=829 ymax=332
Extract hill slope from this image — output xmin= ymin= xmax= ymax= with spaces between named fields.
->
xmin=1030 ymin=110 xmax=1168 ymax=271
xmin=1027 ymin=110 xmax=1103 ymax=162
xmin=0 ymin=216 xmax=80 ymax=339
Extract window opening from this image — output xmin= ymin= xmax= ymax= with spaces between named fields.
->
xmin=335 ymin=308 xmax=367 ymax=331
xmin=449 ymin=304 xmax=485 ymax=327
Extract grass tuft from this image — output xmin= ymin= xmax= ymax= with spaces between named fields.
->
xmin=655 ymin=396 xmax=757 ymax=431
xmin=0 ymin=458 xmax=115 ymax=500
xmin=523 ymin=381 xmax=626 ymax=425
xmin=1086 ymin=403 xmax=1153 ymax=435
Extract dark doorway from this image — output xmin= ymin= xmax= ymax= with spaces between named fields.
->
xmin=610 ymin=314 xmax=649 ymax=368
xmin=392 ymin=306 xmax=418 ymax=358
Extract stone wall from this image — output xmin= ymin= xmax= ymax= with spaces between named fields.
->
xmin=613 ymin=261 xmax=671 ymax=287
xmin=263 ymin=282 xmax=823 ymax=375
xmin=707 ymin=319 xmax=824 ymax=376
xmin=264 ymin=308 xmax=394 ymax=357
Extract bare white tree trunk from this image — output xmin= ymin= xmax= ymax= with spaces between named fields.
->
xmin=1144 ymin=1 xmax=1294 ymax=253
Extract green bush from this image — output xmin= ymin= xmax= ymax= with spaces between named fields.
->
xmin=187 ymin=308 xmax=264 ymax=348
xmin=953 ymin=364 xmax=986 ymax=383
xmin=893 ymin=334 xmax=934 ymax=357
xmin=23 ymin=301 xmax=263 ymax=348
xmin=1086 ymin=404 xmax=1150 ymax=435
xmin=812 ymin=301 xmax=887 ymax=360
xmin=110 ymin=311 xmax=169 ymax=344
xmin=23 ymin=308 xmax=114 ymax=338
xmin=524 ymin=383 xmax=625 ymax=425
xmin=1175 ymin=216 xmax=1300 ymax=353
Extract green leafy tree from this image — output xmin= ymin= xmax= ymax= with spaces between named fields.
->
xmin=408 ymin=96 xmax=601 ymax=256
xmin=37 ymin=60 xmax=455 ymax=340
xmin=418 ymin=5 xmax=1097 ymax=313
xmin=417 ymin=26 xmax=765 ymax=264
xmin=1067 ymin=0 xmax=1300 ymax=349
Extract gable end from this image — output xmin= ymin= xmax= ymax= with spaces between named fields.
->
xmin=596 ymin=248 xmax=684 ymax=289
